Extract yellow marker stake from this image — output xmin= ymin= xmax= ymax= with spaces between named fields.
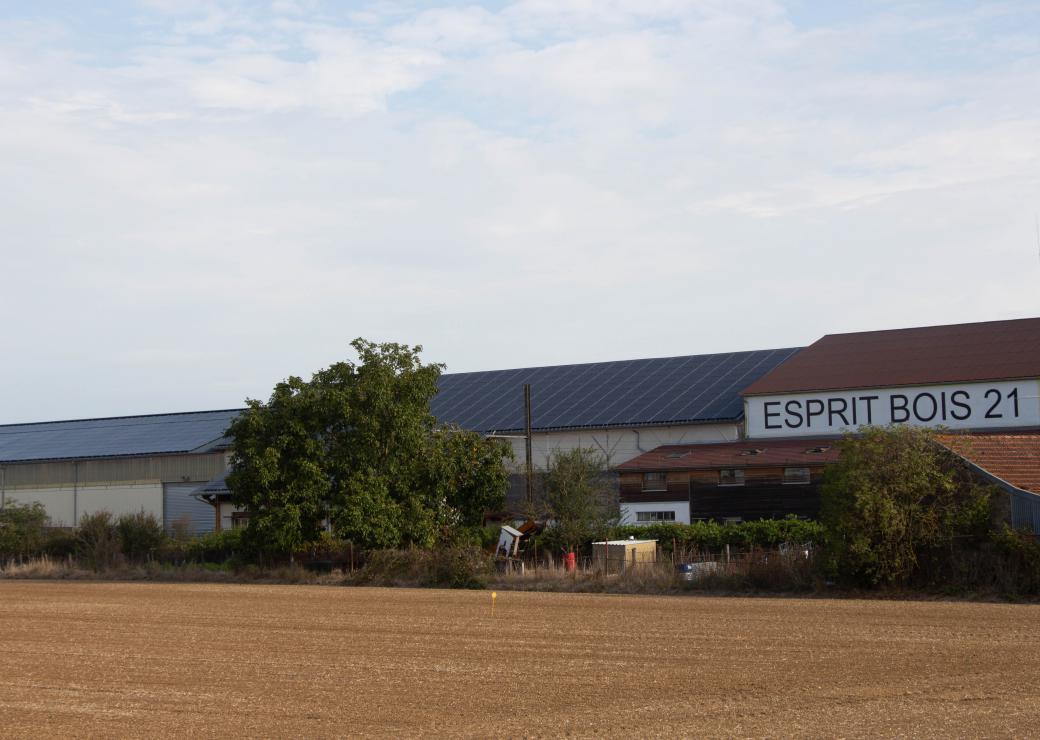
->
xmin=491 ymin=591 xmax=497 ymax=616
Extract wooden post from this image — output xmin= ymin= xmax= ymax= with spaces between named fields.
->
xmin=524 ymin=384 xmax=533 ymax=510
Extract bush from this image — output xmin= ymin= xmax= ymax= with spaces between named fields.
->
xmin=969 ymin=527 xmax=1040 ymax=596
xmin=76 ymin=511 xmax=122 ymax=571
xmin=542 ymin=518 xmax=824 ymax=556
xmin=446 ymin=525 xmax=500 ymax=550
xmin=0 ymin=502 xmax=50 ymax=561
xmin=43 ymin=528 xmax=77 ymax=560
xmin=116 ymin=511 xmax=165 ymax=563
xmin=182 ymin=528 xmax=247 ymax=564
xmin=820 ymin=426 xmax=994 ymax=587
xmin=351 ymin=546 xmax=491 ymax=588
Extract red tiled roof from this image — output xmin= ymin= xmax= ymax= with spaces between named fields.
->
xmin=617 ymin=437 xmax=842 ymax=472
xmin=938 ymin=432 xmax=1040 ymax=494
xmin=742 ymin=317 xmax=1040 ymax=396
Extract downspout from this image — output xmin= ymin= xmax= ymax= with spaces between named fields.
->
xmin=73 ymin=461 xmax=79 ymax=527
xmin=1 ymin=465 xmax=5 ymax=509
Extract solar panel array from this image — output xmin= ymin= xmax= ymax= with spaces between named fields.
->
xmin=431 ymin=347 xmax=801 ymax=433
xmin=0 ymin=347 xmax=801 ymax=462
xmin=0 ymin=409 xmax=243 ymax=463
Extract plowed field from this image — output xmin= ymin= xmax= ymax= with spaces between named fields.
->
xmin=1 ymin=582 xmax=1038 ymax=737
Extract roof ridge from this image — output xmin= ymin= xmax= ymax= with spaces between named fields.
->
xmin=817 ymin=316 xmax=1040 ymax=341
xmin=439 ymin=347 xmax=804 ymax=379
xmin=0 ymin=408 xmax=246 ymax=430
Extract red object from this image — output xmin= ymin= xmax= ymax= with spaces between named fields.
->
xmin=741 ymin=317 xmax=1040 ymax=396
xmin=564 ymin=551 xmax=576 ymax=572
xmin=617 ymin=437 xmax=841 ymax=472
xmin=939 ymin=431 xmax=1040 ymax=493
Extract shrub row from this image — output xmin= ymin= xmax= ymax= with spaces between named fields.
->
xmin=535 ymin=518 xmax=825 ymax=555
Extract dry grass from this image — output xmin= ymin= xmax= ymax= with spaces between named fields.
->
xmin=0 ymin=555 xmax=83 ymax=579
xmin=1 ymin=581 xmax=1039 ymax=737
xmin=491 ymin=549 xmax=818 ymax=594
xmin=0 ymin=556 xmax=343 ymax=585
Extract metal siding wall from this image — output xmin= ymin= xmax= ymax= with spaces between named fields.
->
xmin=3 ymin=487 xmax=76 ymax=527
xmin=163 ymin=482 xmax=216 ymax=536
xmin=1010 ymin=491 xmax=1040 ymax=534
xmin=498 ymin=423 xmax=742 ymax=470
xmin=1 ymin=453 xmax=226 ymax=488
xmin=3 ymin=483 xmax=162 ymax=526
xmin=78 ymin=483 xmax=162 ymax=521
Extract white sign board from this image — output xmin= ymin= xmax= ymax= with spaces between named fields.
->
xmin=745 ymin=379 xmax=1040 ymax=439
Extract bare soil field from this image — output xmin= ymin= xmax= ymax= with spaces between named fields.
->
xmin=1 ymin=583 xmax=1038 ymax=738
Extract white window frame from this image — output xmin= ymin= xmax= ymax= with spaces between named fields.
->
xmin=636 ymin=510 xmax=676 ymax=522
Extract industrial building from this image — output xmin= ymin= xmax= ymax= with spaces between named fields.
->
xmin=0 ymin=347 xmax=797 ymax=532
xmin=626 ymin=317 xmax=1040 ymax=527
xmin=0 ymin=411 xmax=238 ymax=533
xmin=2 ymin=317 xmax=1039 ymax=533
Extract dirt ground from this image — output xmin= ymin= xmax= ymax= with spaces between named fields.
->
xmin=1 ymin=582 xmax=1038 ymax=738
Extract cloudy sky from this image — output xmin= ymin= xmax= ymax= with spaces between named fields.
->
xmin=1 ymin=0 xmax=1038 ymax=423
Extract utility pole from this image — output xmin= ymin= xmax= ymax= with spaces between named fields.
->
xmin=524 ymin=383 xmax=533 ymax=510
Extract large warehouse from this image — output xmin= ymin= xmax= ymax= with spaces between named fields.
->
xmin=2 ymin=317 xmax=1039 ymax=533
xmin=0 ymin=347 xmax=798 ymax=532
xmin=0 ymin=410 xmax=237 ymax=532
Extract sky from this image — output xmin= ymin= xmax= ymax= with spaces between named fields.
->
xmin=1 ymin=0 xmax=1039 ymax=423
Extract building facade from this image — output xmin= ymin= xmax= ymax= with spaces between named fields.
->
xmin=0 ymin=410 xmax=238 ymax=534
xmin=623 ymin=318 xmax=1040 ymax=527
xmin=3 ymin=318 xmax=1040 ymax=533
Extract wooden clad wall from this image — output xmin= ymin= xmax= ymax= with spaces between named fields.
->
xmin=620 ymin=466 xmax=827 ymax=520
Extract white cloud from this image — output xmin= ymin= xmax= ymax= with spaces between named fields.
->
xmin=0 ymin=0 xmax=1038 ymax=421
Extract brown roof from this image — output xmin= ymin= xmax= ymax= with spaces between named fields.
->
xmin=617 ymin=438 xmax=841 ymax=472
xmin=938 ymin=432 xmax=1040 ymax=494
xmin=742 ymin=317 xmax=1040 ymax=396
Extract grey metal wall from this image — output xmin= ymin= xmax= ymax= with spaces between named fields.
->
xmin=162 ymin=482 xmax=216 ymax=536
xmin=1010 ymin=489 xmax=1040 ymax=534
xmin=0 ymin=453 xmax=226 ymax=488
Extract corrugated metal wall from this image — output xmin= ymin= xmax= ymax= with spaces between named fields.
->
xmin=162 ymin=482 xmax=216 ymax=536
xmin=0 ymin=453 xmax=226 ymax=488
xmin=1010 ymin=490 xmax=1040 ymax=534
xmin=0 ymin=453 xmax=227 ymax=530
xmin=4 ymin=483 xmax=164 ymax=527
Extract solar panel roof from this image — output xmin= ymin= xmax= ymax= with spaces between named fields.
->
xmin=0 ymin=347 xmax=801 ymax=463
xmin=430 ymin=347 xmax=802 ymax=433
xmin=0 ymin=409 xmax=242 ymax=464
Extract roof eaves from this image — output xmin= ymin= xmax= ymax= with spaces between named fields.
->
xmin=483 ymin=415 xmax=744 ymax=435
xmin=0 ymin=449 xmax=228 ymax=466
xmin=0 ymin=408 xmax=246 ymax=430
xmin=742 ymin=374 xmax=1040 ymax=397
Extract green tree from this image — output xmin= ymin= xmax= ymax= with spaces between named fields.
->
xmin=820 ymin=425 xmax=994 ymax=587
xmin=227 ymin=339 xmax=510 ymax=553
xmin=115 ymin=511 xmax=165 ymax=564
xmin=542 ymin=447 xmax=617 ymax=552
xmin=0 ymin=502 xmax=50 ymax=561
xmin=422 ymin=426 xmax=513 ymax=532
xmin=76 ymin=510 xmax=122 ymax=571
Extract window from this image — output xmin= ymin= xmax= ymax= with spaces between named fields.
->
xmin=719 ymin=469 xmax=745 ymax=486
xmin=783 ymin=467 xmax=811 ymax=485
xmin=636 ymin=511 xmax=676 ymax=522
xmin=642 ymin=472 xmax=667 ymax=492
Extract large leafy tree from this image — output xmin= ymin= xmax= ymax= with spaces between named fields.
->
xmin=227 ymin=339 xmax=510 ymax=553
xmin=820 ymin=425 xmax=994 ymax=587
xmin=542 ymin=447 xmax=618 ymax=552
